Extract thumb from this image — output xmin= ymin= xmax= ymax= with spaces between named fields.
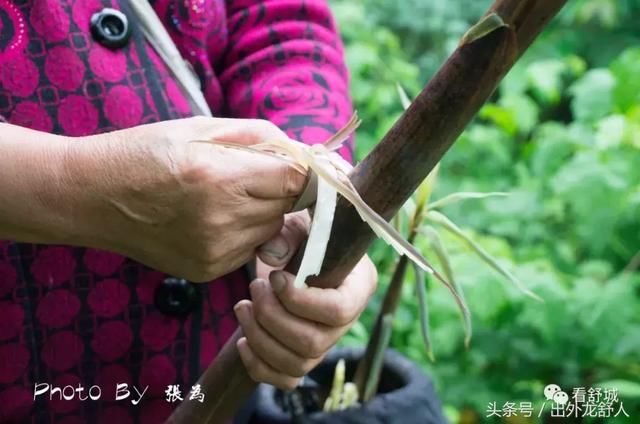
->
xmin=257 ymin=211 xmax=310 ymax=267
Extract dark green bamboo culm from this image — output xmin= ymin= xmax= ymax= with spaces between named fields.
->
xmin=167 ymin=1 xmax=569 ymax=422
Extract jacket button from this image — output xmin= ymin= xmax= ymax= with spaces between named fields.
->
xmin=90 ymin=8 xmax=132 ymax=49
xmin=154 ymin=278 xmax=200 ymax=318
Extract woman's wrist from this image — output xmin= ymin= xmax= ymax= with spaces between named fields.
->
xmin=59 ymin=125 xmax=186 ymax=256
xmin=54 ymin=129 xmax=144 ymax=253
xmin=0 ymin=124 xmax=77 ymax=244
xmin=0 ymin=124 xmax=128 ymax=250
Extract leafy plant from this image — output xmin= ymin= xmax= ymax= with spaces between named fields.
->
xmin=350 ymin=102 xmax=539 ymax=401
xmin=332 ymin=2 xmax=640 ymax=421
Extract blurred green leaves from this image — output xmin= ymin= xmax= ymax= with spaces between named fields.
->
xmin=330 ymin=1 xmax=421 ymax=158
xmin=570 ymin=69 xmax=615 ymax=123
xmin=331 ymin=0 xmax=640 ymax=421
xmin=611 ymin=48 xmax=640 ymax=113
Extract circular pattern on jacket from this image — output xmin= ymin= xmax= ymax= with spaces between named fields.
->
xmin=10 ymin=101 xmax=53 ymax=132
xmin=44 ymin=46 xmax=85 ymax=91
xmin=104 ymin=85 xmax=143 ymax=128
xmin=0 ymin=54 xmax=39 ymax=97
xmin=48 ymin=373 xmax=81 ymax=413
xmin=88 ymin=279 xmax=130 ymax=317
xmin=89 ymin=46 xmax=127 ymax=83
xmin=0 ymin=343 xmax=29 ymax=384
xmin=29 ymin=0 xmax=70 ymax=43
xmin=58 ymin=95 xmax=98 ymax=136
xmin=136 ymin=270 xmax=164 ymax=304
xmin=0 ymin=387 xmax=32 ymax=422
xmin=71 ymin=0 xmax=103 ymax=32
xmin=0 ymin=0 xmax=27 ymax=61
xmin=0 ymin=301 xmax=24 ymax=341
xmin=83 ymin=249 xmax=125 ymax=276
xmin=31 ymin=247 xmax=76 ymax=286
xmin=36 ymin=290 xmax=81 ymax=329
xmin=139 ymin=355 xmax=176 ymax=396
xmin=41 ymin=331 xmax=84 ymax=372
xmin=91 ymin=321 xmax=133 ymax=362
xmin=140 ymin=313 xmax=180 ymax=351
xmin=95 ymin=364 xmax=132 ymax=401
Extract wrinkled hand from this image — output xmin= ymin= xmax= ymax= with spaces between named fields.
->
xmin=65 ymin=117 xmax=307 ymax=282
xmin=234 ymin=211 xmax=377 ymax=389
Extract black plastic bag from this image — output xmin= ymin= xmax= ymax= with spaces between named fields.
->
xmin=246 ymin=347 xmax=448 ymax=424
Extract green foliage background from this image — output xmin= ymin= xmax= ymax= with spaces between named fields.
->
xmin=330 ymin=0 xmax=640 ymax=422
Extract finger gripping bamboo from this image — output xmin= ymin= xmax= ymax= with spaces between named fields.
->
xmin=168 ymin=1 xmax=567 ymax=422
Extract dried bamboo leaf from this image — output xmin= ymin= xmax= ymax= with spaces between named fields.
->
xmin=317 ymin=163 xmax=444 ymax=281
xmin=251 ymin=143 xmax=305 ymax=158
xmin=413 ymin=263 xmax=435 ymax=361
xmin=294 ymin=164 xmax=337 ymax=288
xmin=332 ymin=172 xmax=471 ymax=315
xmin=299 ymin=153 xmax=426 ymax=274
xmin=212 ymin=113 xmax=449 ymax=293
xmin=424 ymin=210 xmax=542 ymax=301
xmin=422 ymin=226 xmax=472 ymax=348
xmin=190 ymin=140 xmax=308 ymax=174
xmin=428 ymin=192 xmax=509 ymax=210
xmin=363 ymin=314 xmax=393 ymax=402
xmin=323 ymin=113 xmax=362 ymax=151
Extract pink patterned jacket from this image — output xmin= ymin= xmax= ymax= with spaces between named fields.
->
xmin=0 ymin=0 xmax=353 ymax=422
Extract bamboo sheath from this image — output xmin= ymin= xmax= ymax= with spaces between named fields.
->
xmin=167 ymin=1 xmax=569 ymax=422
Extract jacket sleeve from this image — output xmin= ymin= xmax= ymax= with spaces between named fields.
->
xmin=218 ymin=0 xmax=355 ymax=162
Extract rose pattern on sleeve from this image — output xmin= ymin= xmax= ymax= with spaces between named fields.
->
xmin=220 ymin=0 xmax=355 ymax=162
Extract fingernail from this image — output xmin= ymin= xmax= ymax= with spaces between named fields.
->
xmin=237 ymin=337 xmax=248 ymax=350
xmin=234 ymin=301 xmax=250 ymax=321
xmin=249 ymin=279 xmax=266 ymax=298
xmin=270 ymin=271 xmax=287 ymax=294
xmin=259 ymin=236 xmax=289 ymax=260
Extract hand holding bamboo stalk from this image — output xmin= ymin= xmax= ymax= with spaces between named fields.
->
xmin=168 ymin=1 xmax=568 ymax=422
xmin=232 ymin=218 xmax=377 ymax=391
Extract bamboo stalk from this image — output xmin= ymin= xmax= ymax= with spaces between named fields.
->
xmin=362 ymin=314 xmax=394 ymax=402
xmin=167 ymin=1 xmax=567 ymax=422
xmin=353 ymin=204 xmax=422 ymax=398
xmin=357 ymin=255 xmax=409 ymax=400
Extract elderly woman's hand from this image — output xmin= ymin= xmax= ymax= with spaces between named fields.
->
xmin=60 ymin=117 xmax=307 ymax=282
xmin=234 ymin=211 xmax=378 ymax=389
